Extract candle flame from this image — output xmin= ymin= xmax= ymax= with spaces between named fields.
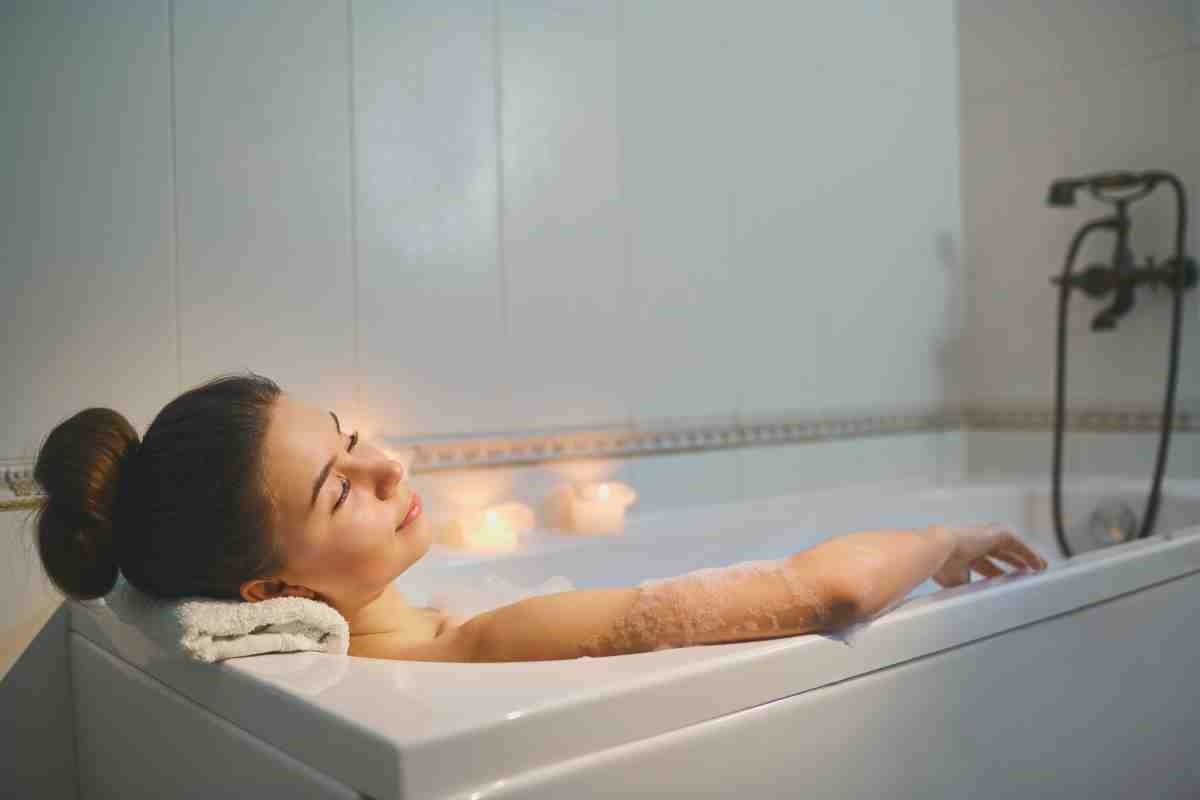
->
xmin=438 ymin=502 xmax=534 ymax=553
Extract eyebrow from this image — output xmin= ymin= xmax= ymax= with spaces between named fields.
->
xmin=310 ymin=411 xmax=342 ymax=511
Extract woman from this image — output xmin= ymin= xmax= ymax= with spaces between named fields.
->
xmin=34 ymin=373 xmax=1047 ymax=662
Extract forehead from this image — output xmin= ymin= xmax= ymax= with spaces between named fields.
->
xmin=262 ymin=395 xmax=337 ymax=518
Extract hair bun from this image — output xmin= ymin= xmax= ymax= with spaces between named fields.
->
xmin=34 ymin=408 xmax=139 ymax=600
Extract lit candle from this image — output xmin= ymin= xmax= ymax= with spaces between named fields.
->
xmin=437 ymin=502 xmax=534 ymax=553
xmin=565 ymin=481 xmax=637 ymax=535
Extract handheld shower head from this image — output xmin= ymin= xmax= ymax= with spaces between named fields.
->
xmin=1046 ymin=171 xmax=1154 ymax=208
xmin=1047 ymin=179 xmax=1080 ymax=207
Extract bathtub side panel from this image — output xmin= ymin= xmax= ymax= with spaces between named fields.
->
xmin=71 ymin=636 xmax=364 ymax=800
xmin=488 ymin=570 xmax=1200 ymax=799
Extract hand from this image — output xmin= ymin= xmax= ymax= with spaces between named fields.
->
xmin=926 ymin=524 xmax=1048 ymax=588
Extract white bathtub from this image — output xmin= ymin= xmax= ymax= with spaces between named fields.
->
xmin=70 ymin=478 xmax=1200 ymax=799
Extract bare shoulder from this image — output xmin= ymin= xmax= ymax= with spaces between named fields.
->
xmin=348 ymin=609 xmax=478 ymax=663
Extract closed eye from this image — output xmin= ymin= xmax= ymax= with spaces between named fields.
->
xmin=333 ymin=431 xmax=360 ymax=512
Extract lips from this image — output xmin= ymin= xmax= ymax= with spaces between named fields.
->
xmin=396 ymin=493 xmax=422 ymax=532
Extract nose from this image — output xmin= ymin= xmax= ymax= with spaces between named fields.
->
xmin=347 ymin=450 xmax=405 ymax=499
xmin=375 ymin=458 xmax=406 ymax=499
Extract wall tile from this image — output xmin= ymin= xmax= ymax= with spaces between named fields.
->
xmin=620 ymin=1 xmax=740 ymax=422
xmin=500 ymin=0 xmax=630 ymax=429
xmin=733 ymin=1 xmax=956 ymax=96
xmin=960 ymin=81 xmax=1074 ymax=407
xmin=966 ymin=430 xmax=1200 ymax=481
xmin=729 ymin=4 xmax=962 ymax=417
xmin=964 ymin=431 xmax=1053 ymax=479
xmin=937 ymin=430 xmax=968 ymax=483
xmin=809 ymin=75 xmax=964 ymax=414
xmin=724 ymin=6 xmax=830 ymax=418
xmin=1065 ymin=431 xmax=1200 ymax=478
xmin=962 ymin=43 xmax=1200 ymax=413
xmin=173 ymin=1 xmax=355 ymax=412
xmin=0 ymin=1 xmax=176 ymax=457
xmin=627 ymin=449 xmax=742 ymax=514
xmin=1048 ymin=50 xmax=1200 ymax=408
xmin=739 ymin=434 xmax=944 ymax=501
xmin=355 ymin=1 xmax=512 ymax=437
xmin=959 ymin=0 xmax=1193 ymax=101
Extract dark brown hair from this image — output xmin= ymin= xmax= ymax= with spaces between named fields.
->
xmin=33 ymin=373 xmax=283 ymax=600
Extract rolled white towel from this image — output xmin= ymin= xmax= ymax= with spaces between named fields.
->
xmin=96 ymin=576 xmax=349 ymax=663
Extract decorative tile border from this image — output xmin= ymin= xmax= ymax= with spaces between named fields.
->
xmin=1 ymin=464 xmax=37 ymax=511
xmin=394 ymin=409 xmax=958 ymax=474
xmin=963 ymin=406 xmax=1199 ymax=434
xmin=3 ymin=404 xmax=1197 ymax=510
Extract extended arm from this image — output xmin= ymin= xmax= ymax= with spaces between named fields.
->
xmin=356 ymin=525 xmax=1045 ymax=663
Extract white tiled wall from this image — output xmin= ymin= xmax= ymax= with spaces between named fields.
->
xmin=621 ymin=1 xmax=739 ymax=423
xmin=1 ymin=0 xmax=964 ymax=471
xmin=966 ymin=429 xmax=1200 ymax=480
xmin=355 ymin=0 xmax=512 ymax=436
xmin=502 ymin=1 xmax=632 ymax=430
xmin=0 ymin=0 xmax=179 ymax=456
xmin=0 ymin=5 xmax=961 ymax=774
xmin=959 ymin=1 xmax=1200 ymax=475
xmin=173 ymin=0 xmax=358 ymax=414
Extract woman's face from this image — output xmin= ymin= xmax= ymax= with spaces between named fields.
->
xmin=256 ymin=395 xmax=430 ymax=608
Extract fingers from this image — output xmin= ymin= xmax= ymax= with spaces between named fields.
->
xmin=996 ymin=532 xmax=1048 ymax=572
xmin=962 ymin=524 xmax=1050 ymax=581
xmin=969 ymin=557 xmax=1005 ymax=579
xmin=935 ymin=524 xmax=1049 ymax=590
xmin=972 ymin=524 xmax=1048 ymax=572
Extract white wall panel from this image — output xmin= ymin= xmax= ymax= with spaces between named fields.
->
xmin=961 ymin=2 xmax=1200 ymax=479
xmin=739 ymin=434 xmax=944 ymax=501
xmin=628 ymin=449 xmax=742 ymax=514
xmin=811 ymin=75 xmax=963 ymax=414
xmin=500 ymin=0 xmax=630 ymax=429
xmin=959 ymin=0 xmax=1192 ymax=101
xmin=725 ymin=2 xmax=826 ymax=418
xmin=966 ymin=430 xmax=1200 ymax=482
xmin=0 ymin=0 xmax=176 ymax=457
xmin=960 ymin=84 xmax=1073 ymax=407
xmin=964 ymin=431 xmax=1052 ymax=479
xmin=729 ymin=3 xmax=961 ymax=418
xmin=173 ymin=1 xmax=355 ymax=411
xmin=756 ymin=1 xmax=956 ymax=97
xmin=620 ymin=1 xmax=739 ymax=422
xmin=1056 ymin=53 xmax=1200 ymax=408
xmin=355 ymin=1 xmax=511 ymax=437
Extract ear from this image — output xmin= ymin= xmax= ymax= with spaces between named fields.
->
xmin=239 ymin=578 xmax=320 ymax=603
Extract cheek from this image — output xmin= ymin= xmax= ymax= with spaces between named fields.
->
xmin=334 ymin=522 xmax=390 ymax=562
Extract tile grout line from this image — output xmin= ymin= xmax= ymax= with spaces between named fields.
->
xmin=493 ymin=0 xmax=513 ymax=425
xmin=614 ymin=0 xmax=636 ymax=431
xmin=346 ymin=0 xmax=361 ymax=412
xmin=168 ymin=0 xmax=182 ymax=392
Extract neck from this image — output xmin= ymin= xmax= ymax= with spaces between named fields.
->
xmin=341 ymin=583 xmax=415 ymax=637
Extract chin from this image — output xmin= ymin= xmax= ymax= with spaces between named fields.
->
xmin=394 ymin=518 xmax=434 ymax=574
xmin=411 ymin=516 xmax=434 ymax=553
